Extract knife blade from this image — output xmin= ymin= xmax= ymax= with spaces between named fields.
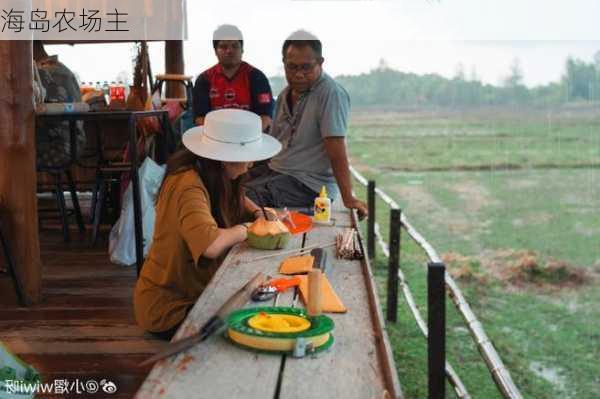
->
xmin=310 ymin=247 xmax=330 ymax=276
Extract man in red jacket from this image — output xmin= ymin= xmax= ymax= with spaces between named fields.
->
xmin=193 ymin=25 xmax=274 ymax=132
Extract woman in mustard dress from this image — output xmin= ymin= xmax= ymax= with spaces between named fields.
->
xmin=134 ymin=109 xmax=281 ymax=340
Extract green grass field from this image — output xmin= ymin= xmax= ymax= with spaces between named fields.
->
xmin=347 ymin=105 xmax=600 ymax=398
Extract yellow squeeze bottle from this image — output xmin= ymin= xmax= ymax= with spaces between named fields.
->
xmin=313 ymin=186 xmax=331 ymax=224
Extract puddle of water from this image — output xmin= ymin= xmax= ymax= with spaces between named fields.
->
xmin=529 ymin=361 xmax=568 ymax=396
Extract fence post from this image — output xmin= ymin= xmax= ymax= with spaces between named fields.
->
xmin=367 ymin=180 xmax=376 ymax=260
xmin=428 ymin=262 xmax=446 ymax=399
xmin=386 ymin=208 xmax=401 ymax=323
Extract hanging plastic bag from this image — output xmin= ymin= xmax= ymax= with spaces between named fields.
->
xmin=109 ymin=157 xmax=166 ymax=266
xmin=0 ymin=341 xmax=40 ymax=399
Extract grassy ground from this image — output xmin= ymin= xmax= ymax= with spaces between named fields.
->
xmin=348 ymin=106 xmax=600 ymax=398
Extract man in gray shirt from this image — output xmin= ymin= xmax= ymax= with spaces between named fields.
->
xmin=245 ymin=30 xmax=367 ymax=219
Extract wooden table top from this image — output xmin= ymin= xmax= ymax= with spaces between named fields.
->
xmin=136 ymin=209 xmax=402 ymax=399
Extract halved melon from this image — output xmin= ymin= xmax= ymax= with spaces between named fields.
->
xmin=247 ymin=218 xmax=291 ymax=250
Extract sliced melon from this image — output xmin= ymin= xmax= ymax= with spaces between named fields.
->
xmin=247 ymin=218 xmax=291 ymax=250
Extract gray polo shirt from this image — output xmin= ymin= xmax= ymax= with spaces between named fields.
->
xmin=268 ymin=73 xmax=350 ymax=199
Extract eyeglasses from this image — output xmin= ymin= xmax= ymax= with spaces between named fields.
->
xmin=283 ymin=61 xmax=319 ymax=73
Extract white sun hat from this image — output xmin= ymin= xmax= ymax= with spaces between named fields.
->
xmin=182 ymin=109 xmax=281 ymax=162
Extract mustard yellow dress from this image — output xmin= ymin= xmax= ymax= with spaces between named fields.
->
xmin=134 ymin=169 xmax=221 ymax=333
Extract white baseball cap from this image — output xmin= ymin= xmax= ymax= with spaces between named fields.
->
xmin=182 ymin=109 xmax=281 ymax=162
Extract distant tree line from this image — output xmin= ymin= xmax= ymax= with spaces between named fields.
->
xmin=269 ymin=53 xmax=600 ymax=107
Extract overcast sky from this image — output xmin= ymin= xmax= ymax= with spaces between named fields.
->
xmin=47 ymin=0 xmax=600 ymax=87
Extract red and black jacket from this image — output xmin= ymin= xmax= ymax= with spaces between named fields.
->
xmin=192 ymin=61 xmax=273 ymax=119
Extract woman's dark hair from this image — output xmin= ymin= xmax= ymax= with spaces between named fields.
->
xmin=281 ymin=30 xmax=322 ymax=58
xmin=158 ymin=148 xmax=245 ymax=228
xmin=212 ymin=24 xmax=244 ymax=50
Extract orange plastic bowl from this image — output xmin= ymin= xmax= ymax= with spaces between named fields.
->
xmin=282 ymin=212 xmax=313 ymax=235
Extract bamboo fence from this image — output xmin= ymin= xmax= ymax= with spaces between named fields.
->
xmin=350 ymin=166 xmax=522 ymax=399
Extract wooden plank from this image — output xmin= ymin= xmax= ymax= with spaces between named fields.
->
xmin=2 ymin=338 xmax=165 ymax=355
xmin=0 ymin=319 xmax=139 ymax=328
xmin=42 ymin=276 xmax=135 ymax=288
xmin=36 ymin=294 xmax=133 ymax=308
xmin=0 ymin=228 xmax=166 ymax=399
xmin=0 ymin=322 xmax=150 ymax=339
xmin=42 ymin=287 xmax=133 ymax=297
xmin=0 ymin=308 xmax=135 ymax=321
xmin=278 ymin=211 xmax=389 ymax=399
xmin=39 ymin=250 xmax=120 ymax=260
xmin=39 ymin=250 xmax=124 ymax=260
xmin=353 ymin=210 xmax=403 ymax=399
xmin=136 ymin=234 xmax=307 ymax=398
xmin=19 ymin=353 xmax=153 ymax=375
xmin=43 ymin=268 xmax=135 ymax=280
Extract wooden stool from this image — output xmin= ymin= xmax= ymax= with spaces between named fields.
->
xmin=37 ymin=119 xmax=86 ymax=242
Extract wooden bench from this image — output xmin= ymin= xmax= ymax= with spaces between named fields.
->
xmin=136 ymin=209 xmax=402 ymax=399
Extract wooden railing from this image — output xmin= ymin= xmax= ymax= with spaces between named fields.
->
xmin=350 ymin=166 xmax=522 ymax=399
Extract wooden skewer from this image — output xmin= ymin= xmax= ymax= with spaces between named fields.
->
xmin=336 ymin=228 xmax=364 ymax=260
xmin=236 ymin=242 xmax=336 ymax=265
xmin=283 ymin=207 xmax=296 ymax=228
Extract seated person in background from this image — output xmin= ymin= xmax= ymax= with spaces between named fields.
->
xmin=193 ymin=24 xmax=274 ymax=132
xmin=33 ymin=40 xmax=86 ymax=168
xmin=245 ymin=30 xmax=368 ymax=219
xmin=134 ymin=109 xmax=281 ymax=340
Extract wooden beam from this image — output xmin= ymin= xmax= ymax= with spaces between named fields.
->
xmin=0 ymin=41 xmax=42 ymax=304
xmin=164 ymin=40 xmax=185 ymax=98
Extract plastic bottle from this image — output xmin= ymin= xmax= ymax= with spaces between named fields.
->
xmin=109 ymin=81 xmax=117 ymax=102
xmin=119 ymin=81 xmax=128 ymax=100
xmin=313 ymin=186 xmax=331 ymax=224
xmin=102 ymin=81 xmax=110 ymax=104
xmin=80 ymin=81 xmax=91 ymax=96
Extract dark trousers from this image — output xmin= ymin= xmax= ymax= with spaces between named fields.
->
xmin=149 ymin=306 xmax=191 ymax=341
xmin=150 ymin=322 xmax=182 ymax=341
xmin=244 ymin=165 xmax=318 ymax=208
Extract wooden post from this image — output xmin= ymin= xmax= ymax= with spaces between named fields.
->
xmin=386 ymin=208 xmax=400 ymax=322
xmin=428 ymin=262 xmax=446 ymax=399
xmin=367 ymin=180 xmax=375 ymax=260
xmin=164 ymin=40 xmax=184 ymax=98
xmin=0 ymin=41 xmax=42 ymax=304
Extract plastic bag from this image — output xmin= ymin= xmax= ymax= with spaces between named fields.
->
xmin=0 ymin=342 xmax=39 ymax=399
xmin=109 ymin=157 xmax=166 ymax=266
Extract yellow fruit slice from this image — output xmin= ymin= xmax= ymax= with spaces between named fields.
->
xmin=247 ymin=312 xmax=311 ymax=333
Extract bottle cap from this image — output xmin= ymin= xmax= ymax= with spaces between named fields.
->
xmin=319 ymin=186 xmax=328 ymax=198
